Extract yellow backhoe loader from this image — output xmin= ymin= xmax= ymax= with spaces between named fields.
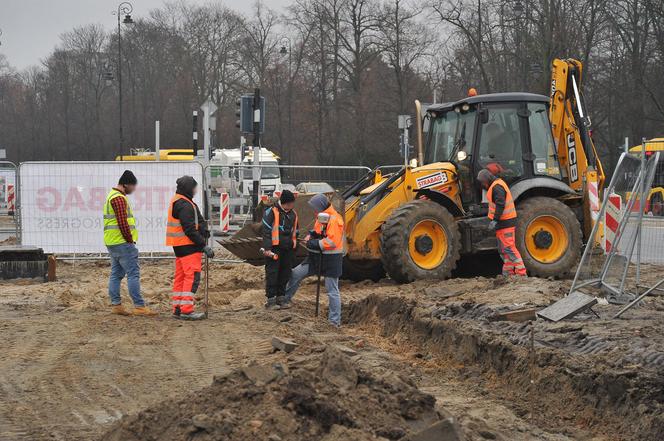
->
xmin=222 ymin=58 xmax=605 ymax=283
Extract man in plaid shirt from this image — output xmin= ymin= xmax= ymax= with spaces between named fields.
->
xmin=103 ymin=170 xmax=157 ymax=316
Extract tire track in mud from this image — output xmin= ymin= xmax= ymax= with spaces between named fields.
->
xmin=345 ymin=294 xmax=664 ymax=441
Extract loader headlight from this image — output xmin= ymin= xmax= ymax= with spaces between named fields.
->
xmin=461 ymin=103 xmax=470 ymax=112
xmin=454 ymin=106 xmax=461 ymax=113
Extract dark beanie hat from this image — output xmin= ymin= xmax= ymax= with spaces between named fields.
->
xmin=280 ymin=189 xmax=295 ymax=204
xmin=119 ymin=170 xmax=137 ymax=185
xmin=308 ymin=193 xmax=330 ymax=212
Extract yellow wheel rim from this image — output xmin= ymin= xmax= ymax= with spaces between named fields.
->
xmin=525 ymin=215 xmax=569 ymax=264
xmin=408 ymin=220 xmax=448 ymax=270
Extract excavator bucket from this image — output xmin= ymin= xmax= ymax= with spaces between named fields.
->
xmin=218 ymin=193 xmax=343 ymax=265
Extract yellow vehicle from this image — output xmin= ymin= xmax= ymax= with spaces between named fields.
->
xmin=223 ymin=58 xmax=605 ymax=282
xmin=115 ymin=148 xmax=195 ymax=161
xmin=629 ymin=139 xmax=664 ymax=216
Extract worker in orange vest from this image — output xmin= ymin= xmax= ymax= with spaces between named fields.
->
xmin=261 ymin=189 xmax=299 ymax=310
xmin=477 ymin=169 xmax=527 ymax=276
xmin=285 ymin=194 xmax=344 ymax=327
xmin=165 ymin=176 xmax=214 ymax=320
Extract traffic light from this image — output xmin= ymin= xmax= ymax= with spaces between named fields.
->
xmin=235 ymin=94 xmax=265 ymax=134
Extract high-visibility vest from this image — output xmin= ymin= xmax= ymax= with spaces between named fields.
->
xmin=165 ymin=194 xmax=199 ymax=246
xmin=103 ymin=189 xmax=137 ymax=246
xmin=313 ymin=206 xmax=345 ymax=254
xmin=487 ymin=178 xmax=517 ymax=221
xmin=270 ymin=206 xmax=298 ymax=249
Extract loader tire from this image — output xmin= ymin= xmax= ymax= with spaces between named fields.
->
xmin=342 ymin=258 xmax=385 ymax=282
xmin=380 ymin=200 xmax=461 ymax=283
xmin=515 ymin=196 xmax=582 ymax=278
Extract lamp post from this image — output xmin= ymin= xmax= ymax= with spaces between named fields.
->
xmin=279 ymin=37 xmax=293 ymax=164
xmin=114 ymin=2 xmax=134 ymax=159
xmin=0 ymin=29 xmax=3 ymax=46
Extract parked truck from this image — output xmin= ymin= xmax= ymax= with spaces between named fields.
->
xmin=208 ymin=147 xmax=282 ymax=216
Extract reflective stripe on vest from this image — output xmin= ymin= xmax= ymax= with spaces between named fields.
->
xmin=270 ymin=206 xmax=298 ymax=249
xmin=103 ymin=189 xmax=138 ymax=245
xmin=487 ymin=179 xmax=517 ymax=221
xmin=165 ymin=194 xmax=199 ymax=246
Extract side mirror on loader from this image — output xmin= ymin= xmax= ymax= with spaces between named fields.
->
xmin=479 ymin=108 xmax=489 ymax=124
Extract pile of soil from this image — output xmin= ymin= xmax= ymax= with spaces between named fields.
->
xmin=101 ymin=346 xmax=453 ymax=441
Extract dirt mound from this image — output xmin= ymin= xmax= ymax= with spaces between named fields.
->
xmin=101 ymin=346 xmax=452 ymax=441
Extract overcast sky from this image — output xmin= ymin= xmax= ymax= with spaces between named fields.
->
xmin=0 ymin=0 xmax=289 ymax=70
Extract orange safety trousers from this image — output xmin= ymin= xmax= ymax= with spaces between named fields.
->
xmin=171 ymin=252 xmax=202 ymax=314
xmin=495 ymin=227 xmax=527 ymax=276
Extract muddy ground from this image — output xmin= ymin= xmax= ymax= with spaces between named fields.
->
xmin=1 ymin=259 xmax=663 ymax=440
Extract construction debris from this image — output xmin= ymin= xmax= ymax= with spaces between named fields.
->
xmin=536 ymin=291 xmax=598 ymax=322
xmin=272 ymin=336 xmax=298 ymax=353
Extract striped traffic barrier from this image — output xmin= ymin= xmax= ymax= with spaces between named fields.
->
xmin=220 ymin=192 xmax=230 ymax=233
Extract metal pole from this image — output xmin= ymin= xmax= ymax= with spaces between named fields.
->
xmin=287 ymin=39 xmax=292 ymax=165
xmin=155 ymin=120 xmax=160 ymax=161
xmin=117 ymin=11 xmax=123 ymax=159
xmin=115 ymin=2 xmax=133 ymax=159
xmin=192 ymin=111 xmax=199 ymax=156
xmin=251 ymin=88 xmax=261 ymax=213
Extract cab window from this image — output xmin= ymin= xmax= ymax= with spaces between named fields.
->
xmin=425 ymin=109 xmax=476 ymax=164
xmin=528 ymin=102 xmax=561 ymax=178
xmin=478 ymin=105 xmax=524 ymax=182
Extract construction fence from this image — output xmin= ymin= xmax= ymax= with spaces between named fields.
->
xmin=0 ymin=161 xmax=18 ymax=244
xmin=4 ymin=160 xmax=372 ymax=259
xmin=204 ymin=164 xmax=371 ymax=234
xmin=572 ymin=145 xmax=663 ymax=304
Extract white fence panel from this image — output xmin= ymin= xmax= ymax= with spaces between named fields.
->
xmin=19 ymin=161 xmax=204 ymax=254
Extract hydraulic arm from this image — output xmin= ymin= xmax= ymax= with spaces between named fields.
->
xmin=549 ymin=58 xmax=605 ymax=192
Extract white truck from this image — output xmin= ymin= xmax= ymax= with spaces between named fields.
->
xmin=208 ymin=147 xmax=282 ymax=216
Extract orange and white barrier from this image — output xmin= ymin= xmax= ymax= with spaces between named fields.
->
xmin=587 ymin=179 xmax=600 ymax=224
xmin=220 ymin=192 xmax=230 ymax=233
xmin=604 ymin=194 xmax=621 ymax=252
xmin=7 ymin=184 xmax=14 ymax=214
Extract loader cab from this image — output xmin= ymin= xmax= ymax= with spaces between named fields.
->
xmin=425 ymin=93 xmax=562 ymax=209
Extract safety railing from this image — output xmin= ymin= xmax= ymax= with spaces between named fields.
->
xmin=571 ymin=140 xmax=663 ymax=307
xmin=0 ymin=161 xmax=18 ymax=244
xmin=204 ymin=163 xmax=371 ymax=235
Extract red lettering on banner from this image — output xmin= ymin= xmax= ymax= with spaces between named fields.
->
xmin=154 ymin=186 xmax=172 ymax=209
xmin=133 ymin=187 xmax=148 ymax=211
xmin=63 ymin=187 xmax=87 ymax=211
xmin=37 ymin=187 xmax=61 ymax=212
xmin=88 ymin=187 xmax=106 ymax=211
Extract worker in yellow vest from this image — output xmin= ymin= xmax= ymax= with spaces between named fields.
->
xmin=103 ymin=170 xmax=157 ymax=316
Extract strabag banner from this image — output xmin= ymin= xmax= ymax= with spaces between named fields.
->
xmin=19 ymin=161 xmax=204 ymax=253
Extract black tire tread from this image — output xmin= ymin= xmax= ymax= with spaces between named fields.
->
xmin=379 ymin=199 xmax=461 ymax=283
xmin=515 ymin=196 xmax=582 ymax=278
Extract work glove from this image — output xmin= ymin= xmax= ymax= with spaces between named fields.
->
xmin=309 ymin=230 xmax=322 ymax=239
xmin=202 ymin=246 xmax=215 ymax=258
xmin=488 ymin=220 xmax=497 ymax=231
xmin=306 ymin=239 xmax=321 ymax=250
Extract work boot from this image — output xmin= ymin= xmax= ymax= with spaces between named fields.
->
xmin=174 ymin=311 xmax=206 ymax=320
xmin=265 ymin=297 xmax=281 ymax=310
xmin=131 ymin=306 xmax=158 ymax=317
xmin=111 ymin=304 xmax=131 ymax=316
xmin=276 ymin=296 xmax=291 ymax=309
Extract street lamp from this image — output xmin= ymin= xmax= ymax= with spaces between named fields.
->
xmin=279 ymin=37 xmax=293 ymax=164
xmin=113 ymin=2 xmax=134 ymax=159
